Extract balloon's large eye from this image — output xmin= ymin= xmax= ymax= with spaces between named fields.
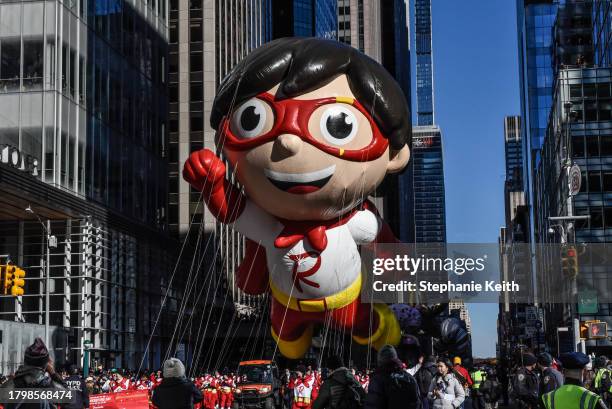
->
xmin=231 ymin=98 xmax=268 ymax=139
xmin=320 ymin=105 xmax=358 ymax=146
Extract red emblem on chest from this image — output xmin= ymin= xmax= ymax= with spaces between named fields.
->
xmin=289 ymin=251 xmax=321 ymax=292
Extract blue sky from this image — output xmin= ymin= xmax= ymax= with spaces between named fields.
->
xmin=416 ymin=0 xmax=521 ymax=357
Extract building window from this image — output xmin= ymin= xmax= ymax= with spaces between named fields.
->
xmin=190 ymin=83 xmax=203 ymax=102
xmin=588 ymin=171 xmax=602 ymax=192
xmin=169 ymin=118 xmax=178 ymax=133
xmin=168 ymin=53 xmax=178 ymax=74
xmin=603 ymin=172 xmax=612 ymax=191
xmin=0 ymin=39 xmax=21 ymax=91
xmin=190 ymin=22 xmax=202 ymax=42
xmin=190 ymin=113 xmax=203 ymax=131
xmin=169 ymin=25 xmax=178 ymax=43
xmin=168 ymin=85 xmax=178 ymax=102
xmin=591 ymin=209 xmax=604 ymax=229
xmin=190 ymin=53 xmax=202 ymax=72
xmin=572 ymin=135 xmax=585 ymax=157
xmin=23 ymin=40 xmax=44 ymax=91
xmin=587 ymin=136 xmax=600 ymax=157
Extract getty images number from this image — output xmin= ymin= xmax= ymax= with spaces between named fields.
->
xmin=7 ymin=390 xmax=73 ymax=401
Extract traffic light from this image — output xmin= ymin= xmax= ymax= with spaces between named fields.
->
xmin=2 ymin=264 xmax=14 ymax=295
xmin=588 ymin=322 xmax=608 ymax=339
xmin=580 ymin=321 xmax=589 ymax=339
xmin=11 ymin=267 xmax=25 ymax=296
xmin=561 ymin=245 xmax=579 ymax=278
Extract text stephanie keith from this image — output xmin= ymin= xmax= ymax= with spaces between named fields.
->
xmin=371 ymin=280 xmax=520 ymax=293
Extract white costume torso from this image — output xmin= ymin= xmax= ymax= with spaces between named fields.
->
xmin=294 ymin=376 xmax=314 ymax=399
xmin=233 ymin=200 xmax=381 ymax=300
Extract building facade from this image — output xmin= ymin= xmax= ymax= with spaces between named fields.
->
xmin=534 ymin=66 xmax=612 ymax=354
xmin=271 ymin=0 xmax=337 ymax=39
xmin=516 ymin=0 xmax=559 ymax=246
xmin=414 ymin=0 xmax=434 ymax=126
xmin=498 ymin=116 xmax=543 ymax=357
xmin=0 ymin=0 xmax=184 ymax=371
xmin=410 ymin=126 xmax=446 ymax=243
xmin=448 ymin=299 xmax=471 ymax=335
xmin=337 ymin=0 xmax=381 ymax=60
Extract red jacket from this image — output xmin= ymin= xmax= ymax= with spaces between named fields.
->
xmin=453 ymin=365 xmax=473 ymax=386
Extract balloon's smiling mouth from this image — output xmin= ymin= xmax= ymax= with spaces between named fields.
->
xmin=264 ymin=165 xmax=336 ymax=194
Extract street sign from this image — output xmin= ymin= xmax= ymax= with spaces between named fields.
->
xmin=578 ymin=291 xmax=599 ymax=314
xmin=569 ymin=164 xmax=582 ymax=196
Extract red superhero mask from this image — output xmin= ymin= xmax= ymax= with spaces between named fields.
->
xmin=218 ymin=92 xmax=389 ymax=162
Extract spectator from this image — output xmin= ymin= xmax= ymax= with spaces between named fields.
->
xmin=152 ymin=358 xmax=203 ymax=409
xmin=415 ymin=356 xmax=438 ymax=409
xmin=313 ymin=356 xmax=364 ymax=409
xmin=479 ymin=370 xmax=502 ymax=409
xmin=366 ymin=345 xmax=421 ymax=409
xmin=0 ymin=337 xmax=68 ymax=409
xmin=62 ymin=364 xmax=89 ymax=409
xmin=428 ymin=358 xmax=465 ymax=409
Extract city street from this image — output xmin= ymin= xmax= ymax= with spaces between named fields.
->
xmin=0 ymin=0 xmax=612 ymax=408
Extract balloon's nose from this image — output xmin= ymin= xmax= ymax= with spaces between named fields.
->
xmin=275 ymin=134 xmax=303 ymax=156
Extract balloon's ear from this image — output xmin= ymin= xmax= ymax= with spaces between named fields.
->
xmin=387 ymin=145 xmax=410 ymax=174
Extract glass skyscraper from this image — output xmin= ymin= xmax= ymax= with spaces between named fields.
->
xmin=593 ymin=0 xmax=612 ymax=67
xmin=0 ymin=0 xmax=185 ymax=371
xmin=403 ymin=0 xmax=447 ymax=243
xmin=530 ymin=0 xmax=612 ymax=354
xmin=412 ymin=126 xmax=446 ymax=243
xmin=415 ymin=0 xmax=434 ymax=126
xmin=272 ymin=0 xmax=337 ymax=39
xmin=516 ymin=0 xmax=558 ymax=202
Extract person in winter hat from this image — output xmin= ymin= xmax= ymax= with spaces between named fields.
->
xmin=0 ymin=337 xmax=67 ymax=409
xmin=365 ymin=345 xmax=421 ymax=409
xmin=313 ymin=356 xmax=364 ymax=409
xmin=152 ymin=358 xmax=203 ymax=409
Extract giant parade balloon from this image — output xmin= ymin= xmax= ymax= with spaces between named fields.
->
xmin=182 ymin=37 xmax=412 ymax=359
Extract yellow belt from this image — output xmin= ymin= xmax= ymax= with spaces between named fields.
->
xmin=295 ymin=397 xmax=311 ymax=404
xmin=270 ymin=274 xmax=362 ymax=312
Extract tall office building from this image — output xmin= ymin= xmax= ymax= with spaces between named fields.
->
xmin=530 ymin=0 xmax=612 ymax=354
xmin=406 ymin=0 xmax=446 ymax=244
xmin=375 ymin=0 xmax=414 ymax=240
xmin=449 ymin=299 xmax=471 ymax=336
xmin=0 ymin=0 xmax=181 ymax=371
xmin=498 ymin=116 xmax=541 ymax=356
xmin=503 ymin=116 xmax=527 ymax=240
xmin=415 ymin=0 xmax=434 ymax=126
xmin=337 ymin=0 xmax=381 ymax=60
xmin=516 ymin=0 xmax=559 ymax=247
xmin=411 ymin=125 xmax=446 ymax=243
xmin=505 ymin=116 xmax=523 ymax=189
xmin=166 ymin=0 xmax=272 ymax=367
xmin=271 ymin=0 xmax=337 ymax=39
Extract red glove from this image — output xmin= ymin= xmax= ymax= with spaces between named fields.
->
xmin=183 ymin=149 xmax=227 ymax=195
xmin=182 ymin=149 xmax=245 ymax=223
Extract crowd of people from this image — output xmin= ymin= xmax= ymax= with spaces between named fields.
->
xmin=510 ymin=350 xmax=610 ymax=409
xmin=3 ymin=337 xmax=611 ymax=409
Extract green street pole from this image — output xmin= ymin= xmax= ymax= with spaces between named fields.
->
xmin=84 ymin=349 xmax=89 ymax=377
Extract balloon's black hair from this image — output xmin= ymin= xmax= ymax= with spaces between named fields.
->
xmin=211 ymin=37 xmax=412 ymax=150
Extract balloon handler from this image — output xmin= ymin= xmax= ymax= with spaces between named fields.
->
xmin=183 ymin=37 xmax=411 ymax=359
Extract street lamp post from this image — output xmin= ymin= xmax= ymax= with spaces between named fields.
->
xmin=25 ymin=206 xmax=57 ymax=347
xmin=546 ymin=102 xmax=588 ymax=353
